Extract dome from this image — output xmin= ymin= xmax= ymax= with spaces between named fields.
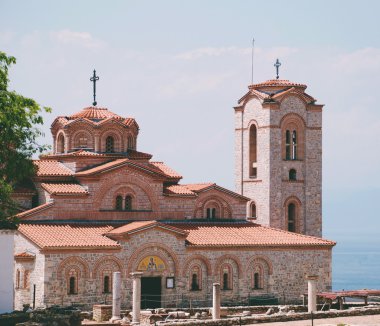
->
xmin=69 ymin=107 xmax=123 ymax=121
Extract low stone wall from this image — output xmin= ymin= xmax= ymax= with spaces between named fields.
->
xmin=154 ymin=307 xmax=380 ymax=325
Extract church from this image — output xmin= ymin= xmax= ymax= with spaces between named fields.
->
xmin=11 ymin=66 xmax=335 ymax=310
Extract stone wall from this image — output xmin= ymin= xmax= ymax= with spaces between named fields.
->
xmin=18 ymin=228 xmax=332 ymax=310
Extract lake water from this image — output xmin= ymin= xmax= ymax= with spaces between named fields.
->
xmin=332 ymin=245 xmax=380 ymax=291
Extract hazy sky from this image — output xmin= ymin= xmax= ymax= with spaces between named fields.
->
xmin=1 ymin=0 xmax=379 ymax=245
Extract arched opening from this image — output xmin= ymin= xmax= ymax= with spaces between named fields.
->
xmin=222 ymin=272 xmax=229 ymax=290
xmin=125 ymin=195 xmax=132 ymax=211
xmin=288 ymin=203 xmax=296 ymax=232
xmin=103 ymin=275 xmax=110 ymax=293
xmin=285 ymin=130 xmax=291 ymax=160
xmin=250 ymin=202 xmax=257 ymax=218
xmin=249 ymin=124 xmax=257 ymax=178
xmin=106 ymin=136 xmax=114 ymax=153
xmin=115 ymin=195 xmax=123 ymax=211
xmin=292 ymin=130 xmax=297 ymax=160
xmin=57 ymin=133 xmax=65 ymax=153
xmin=206 ymin=207 xmax=216 ymax=219
xmin=69 ymin=276 xmax=77 ymax=295
xmin=16 ymin=269 xmax=20 ymax=289
xmin=254 ymin=272 xmax=260 ymax=289
xmin=289 ymin=169 xmax=297 ymax=181
xmin=221 ymin=264 xmax=232 ymax=290
xmin=191 ymin=273 xmax=199 ymax=291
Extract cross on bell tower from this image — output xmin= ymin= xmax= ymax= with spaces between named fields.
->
xmin=90 ymin=69 xmax=99 ymax=106
xmin=274 ymin=59 xmax=281 ymax=80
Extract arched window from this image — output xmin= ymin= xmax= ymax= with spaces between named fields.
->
xmin=106 ymin=136 xmax=114 ymax=152
xmin=250 ymin=202 xmax=257 ymax=218
xmin=249 ymin=124 xmax=257 ymax=177
xmin=115 ymin=195 xmax=123 ymax=210
xmin=289 ymin=169 xmax=297 ymax=181
xmin=191 ymin=274 xmax=199 ymax=290
xmin=125 ymin=195 xmax=132 ymax=211
xmin=288 ymin=203 xmax=296 ymax=232
xmin=254 ymin=272 xmax=260 ymax=289
xmin=69 ymin=276 xmax=77 ymax=295
xmin=206 ymin=207 xmax=216 ymax=219
xmin=103 ymin=275 xmax=111 ymax=293
xmin=292 ymin=130 xmax=297 ymax=160
xmin=221 ymin=265 xmax=232 ymax=290
xmin=16 ymin=269 xmax=20 ymax=289
xmin=285 ymin=130 xmax=291 ymax=160
xmin=57 ymin=133 xmax=65 ymax=153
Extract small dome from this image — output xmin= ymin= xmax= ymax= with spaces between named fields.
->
xmin=69 ymin=107 xmax=123 ymax=121
xmin=249 ymin=79 xmax=307 ymax=92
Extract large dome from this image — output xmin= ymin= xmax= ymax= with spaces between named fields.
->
xmin=69 ymin=107 xmax=123 ymax=121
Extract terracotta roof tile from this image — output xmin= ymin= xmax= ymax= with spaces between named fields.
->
xmin=127 ymin=149 xmax=153 ymax=160
xmin=17 ymin=202 xmax=54 ymax=218
xmin=14 ymin=252 xmax=35 ymax=259
xmin=185 ymin=183 xmax=215 ymax=192
xmin=70 ymin=107 xmax=123 ymax=120
xmin=249 ymin=79 xmax=307 ymax=89
xmin=150 ymin=162 xmax=182 ymax=179
xmin=18 ymin=224 xmax=120 ymax=250
xmin=34 ymin=160 xmax=73 ymax=177
xmin=41 ymin=183 xmax=88 ymax=195
xmin=75 ymin=159 xmax=129 ymax=176
xmin=107 ymin=221 xmax=188 ymax=236
xmin=164 ymin=185 xmax=196 ymax=196
xmin=167 ymin=222 xmax=336 ymax=247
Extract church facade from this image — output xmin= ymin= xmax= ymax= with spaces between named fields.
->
xmin=11 ymin=74 xmax=335 ymax=310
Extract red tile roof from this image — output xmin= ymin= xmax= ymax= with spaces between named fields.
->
xmin=41 ymin=183 xmax=88 ymax=195
xmin=168 ymin=222 xmax=336 ymax=248
xmin=249 ymin=79 xmax=307 ymax=89
xmin=164 ymin=185 xmax=196 ymax=196
xmin=185 ymin=183 xmax=215 ymax=192
xmin=17 ymin=202 xmax=54 ymax=218
xmin=14 ymin=252 xmax=35 ymax=259
xmin=107 ymin=221 xmax=188 ymax=237
xmin=75 ymin=159 xmax=182 ymax=180
xmin=18 ymin=224 xmax=120 ymax=250
xmin=127 ymin=149 xmax=153 ymax=160
xmin=70 ymin=107 xmax=123 ymax=120
xmin=34 ymin=160 xmax=73 ymax=177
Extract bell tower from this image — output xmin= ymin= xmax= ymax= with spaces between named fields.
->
xmin=234 ymin=64 xmax=323 ymax=237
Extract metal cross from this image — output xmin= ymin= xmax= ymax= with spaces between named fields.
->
xmin=90 ymin=69 xmax=99 ymax=106
xmin=274 ymin=58 xmax=281 ymax=80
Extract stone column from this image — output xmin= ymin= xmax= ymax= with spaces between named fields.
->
xmin=110 ymin=272 xmax=121 ymax=322
xmin=130 ymin=272 xmax=143 ymax=325
xmin=306 ymin=275 xmax=318 ymax=313
xmin=94 ymin=134 xmax=100 ymax=152
xmin=212 ymin=283 xmax=221 ymax=320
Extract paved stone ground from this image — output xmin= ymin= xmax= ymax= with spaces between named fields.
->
xmin=246 ymin=313 xmax=380 ymax=326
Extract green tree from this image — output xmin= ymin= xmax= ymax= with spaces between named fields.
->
xmin=0 ymin=51 xmax=51 ymax=228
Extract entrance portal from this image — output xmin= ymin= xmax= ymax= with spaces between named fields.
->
xmin=141 ymin=277 xmax=162 ymax=309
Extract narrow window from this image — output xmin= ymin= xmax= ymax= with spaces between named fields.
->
xmin=106 ymin=136 xmax=114 ymax=152
xmin=223 ymin=272 xmax=229 ymax=290
xmin=57 ymin=134 xmax=65 ymax=153
xmin=250 ymin=203 xmax=257 ymax=218
xmin=16 ymin=269 xmax=20 ymax=289
xmin=191 ymin=273 xmax=199 ymax=291
xmin=24 ymin=270 xmax=30 ymax=290
xmin=69 ymin=276 xmax=77 ymax=294
xmin=206 ymin=208 xmax=210 ymax=219
xmin=292 ymin=130 xmax=297 ymax=160
xmin=249 ymin=125 xmax=257 ymax=177
xmin=288 ymin=203 xmax=296 ymax=232
xmin=127 ymin=136 xmax=135 ymax=150
xmin=211 ymin=208 xmax=216 ymax=219
xmin=285 ymin=130 xmax=291 ymax=160
xmin=115 ymin=195 xmax=123 ymax=210
xmin=289 ymin=169 xmax=297 ymax=181
xmin=125 ymin=195 xmax=132 ymax=211
xmin=103 ymin=275 xmax=110 ymax=293
xmin=254 ymin=272 xmax=260 ymax=289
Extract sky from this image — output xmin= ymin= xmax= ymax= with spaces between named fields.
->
xmin=1 ymin=0 xmax=379 ymax=249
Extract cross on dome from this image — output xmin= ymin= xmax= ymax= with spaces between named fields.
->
xmin=90 ymin=69 xmax=99 ymax=106
xmin=274 ymin=59 xmax=281 ymax=80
